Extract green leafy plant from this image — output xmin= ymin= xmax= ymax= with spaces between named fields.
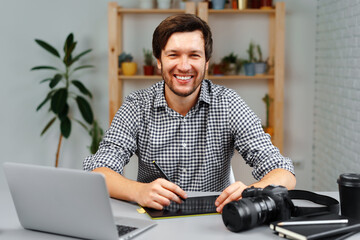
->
xmin=245 ymin=41 xmax=256 ymax=64
xmin=88 ymin=119 xmax=104 ymax=155
xmin=118 ymin=52 xmax=133 ymax=67
xmin=143 ymin=48 xmax=153 ymax=66
xmin=256 ymin=44 xmax=263 ymax=62
xmin=31 ymin=33 xmax=98 ymax=167
xmin=262 ymin=93 xmax=273 ymax=128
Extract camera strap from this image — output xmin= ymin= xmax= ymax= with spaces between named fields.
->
xmin=288 ymin=190 xmax=339 ymax=217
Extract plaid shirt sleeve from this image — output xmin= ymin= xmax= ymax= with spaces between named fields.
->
xmin=226 ymin=89 xmax=295 ymax=180
xmin=83 ymin=94 xmax=140 ymax=174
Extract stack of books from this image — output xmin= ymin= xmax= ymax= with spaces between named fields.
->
xmin=270 ymin=213 xmax=360 ymax=240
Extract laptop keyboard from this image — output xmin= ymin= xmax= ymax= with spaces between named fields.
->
xmin=116 ymin=224 xmax=138 ymax=237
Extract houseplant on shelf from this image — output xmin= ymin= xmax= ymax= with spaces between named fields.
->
xmin=143 ymin=48 xmax=154 ymax=75
xmin=31 ymin=33 xmax=102 ymax=167
xmin=262 ymin=93 xmax=273 ymax=137
xmin=254 ymin=44 xmax=268 ymax=75
xmin=243 ymin=41 xmax=256 ymax=76
xmin=119 ymin=52 xmax=137 ymax=76
xmin=221 ymin=52 xmax=242 ymax=75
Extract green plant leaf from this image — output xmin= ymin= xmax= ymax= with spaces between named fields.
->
xmin=76 ymin=96 xmax=93 ymax=124
xmin=64 ymin=42 xmax=77 ymax=66
xmin=72 ymin=65 xmax=94 ymax=72
xmin=51 ymin=88 xmax=68 ymax=114
xmin=39 ymin=78 xmax=52 ymax=84
xmin=31 ymin=66 xmax=58 ymax=71
xmin=63 ymin=33 xmax=74 ymax=53
xmin=49 ymin=74 xmax=63 ymax=88
xmin=36 ymin=91 xmax=54 ymax=111
xmin=71 ymin=80 xmax=93 ymax=98
xmin=70 ymin=49 xmax=92 ymax=65
xmin=89 ymin=120 xmax=104 ymax=154
xmin=57 ymin=103 xmax=69 ymax=120
xmin=35 ymin=39 xmax=60 ymax=58
xmin=60 ymin=116 xmax=71 ymax=138
xmin=40 ymin=117 xmax=57 ymax=136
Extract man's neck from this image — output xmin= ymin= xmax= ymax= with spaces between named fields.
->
xmin=164 ymin=85 xmax=201 ymax=117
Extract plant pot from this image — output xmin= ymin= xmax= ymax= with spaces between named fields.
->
xmin=139 ymin=0 xmax=154 ymax=9
xmin=121 ymin=62 xmax=137 ymax=76
xmin=244 ymin=63 xmax=255 ymax=76
xmin=212 ymin=0 xmax=226 ymax=9
xmin=255 ymin=62 xmax=267 ymax=75
xmin=157 ymin=0 xmax=171 ymax=9
xmin=143 ymin=65 xmax=154 ymax=75
xmin=213 ymin=64 xmax=224 ymax=75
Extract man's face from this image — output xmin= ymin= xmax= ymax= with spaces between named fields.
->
xmin=157 ymin=30 xmax=209 ymax=98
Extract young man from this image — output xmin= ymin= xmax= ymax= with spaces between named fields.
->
xmin=84 ymin=14 xmax=296 ymax=213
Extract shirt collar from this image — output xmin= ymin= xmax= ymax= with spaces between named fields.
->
xmin=154 ymin=79 xmax=212 ymax=108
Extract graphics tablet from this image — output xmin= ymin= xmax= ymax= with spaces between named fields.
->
xmin=143 ymin=195 xmax=220 ymax=219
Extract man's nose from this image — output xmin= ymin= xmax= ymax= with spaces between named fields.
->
xmin=178 ymin=56 xmax=191 ymax=71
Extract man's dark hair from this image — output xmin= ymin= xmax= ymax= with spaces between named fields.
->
xmin=152 ymin=14 xmax=213 ymax=62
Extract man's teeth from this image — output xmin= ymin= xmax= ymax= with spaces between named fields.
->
xmin=176 ymin=75 xmax=192 ymax=80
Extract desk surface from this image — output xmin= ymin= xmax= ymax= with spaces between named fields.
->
xmin=1 ymin=189 xmax=358 ymax=240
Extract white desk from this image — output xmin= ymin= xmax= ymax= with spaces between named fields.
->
xmin=0 ymin=189 xmax=359 ymax=240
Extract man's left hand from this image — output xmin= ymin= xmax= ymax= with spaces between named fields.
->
xmin=215 ymin=181 xmax=248 ymax=213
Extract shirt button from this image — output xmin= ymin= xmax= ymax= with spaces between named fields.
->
xmin=182 ymin=142 xmax=187 ymax=148
xmin=182 ymin=168 xmax=187 ymax=173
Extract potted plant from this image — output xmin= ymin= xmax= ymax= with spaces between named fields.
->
xmin=221 ymin=52 xmax=241 ymax=75
xmin=143 ymin=48 xmax=154 ymax=75
xmin=262 ymin=93 xmax=273 ymax=136
xmin=31 ymin=33 xmax=101 ymax=167
xmin=243 ymin=41 xmax=256 ymax=76
xmin=119 ymin=52 xmax=137 ymax=76
xmin=254 ymin=44 xmax=267 ymax=75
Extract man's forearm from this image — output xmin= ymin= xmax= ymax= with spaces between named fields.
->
xmin=250 ymin=168 xmax=296 ymax=190
xmin=92 ymin=167 xmax=143 ymax=202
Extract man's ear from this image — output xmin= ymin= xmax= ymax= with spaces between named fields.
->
xmin=157 ymin=59 xmax=161 ymax=70
xmin=205 ymin=61 xmax=209 ymax=71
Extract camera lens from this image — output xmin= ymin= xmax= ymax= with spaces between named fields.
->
xmin=222 ymin=196 xmax=277 ymax=232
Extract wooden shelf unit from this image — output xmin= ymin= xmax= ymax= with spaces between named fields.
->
xmin=107 ymin=2 xmax=285 ymax=152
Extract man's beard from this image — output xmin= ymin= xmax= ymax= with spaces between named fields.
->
xmin=161 ymin=64 xmax=207 ymax=97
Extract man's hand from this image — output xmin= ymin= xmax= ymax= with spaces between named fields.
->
xmin=92 ymin=167 xmax=187 ymax=210
xmin=215 ymin=169 xmax=296 ymax=213
xmin=215 ymin=181 xmax=248 ymax=213
xmin=135 ymin=178 xmax=187 ymax=210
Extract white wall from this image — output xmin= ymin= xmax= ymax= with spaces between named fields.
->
xmin=313 ymin=0 xmax=360 ymax=191
xmin=0 ymin=0 xmax=316 ymax=190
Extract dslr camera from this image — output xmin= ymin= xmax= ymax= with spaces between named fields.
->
xmin=222 ymin=185 xmax=294 ymax=232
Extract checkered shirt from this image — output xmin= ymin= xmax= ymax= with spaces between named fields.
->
xmin=83 ymin=79 xmax=294 ymax=192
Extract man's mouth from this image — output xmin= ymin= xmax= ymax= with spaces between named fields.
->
xmin=174 ymin=74 xmax=193 ymax=82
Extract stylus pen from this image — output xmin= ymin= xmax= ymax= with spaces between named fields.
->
xmin=152 ymin=161 xmax=186 ymax=201
xmin=278 ymin=219 xmax=348 ymax=226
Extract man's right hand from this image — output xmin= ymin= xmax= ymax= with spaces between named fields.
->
xmin=136 ymin=178 xmax=188 ymax=210
xmin=92 ymin=167 xmax=187 ymax=210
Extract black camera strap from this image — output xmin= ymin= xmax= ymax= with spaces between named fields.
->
xmin=288 ymin=190 xmax=339 ymax=217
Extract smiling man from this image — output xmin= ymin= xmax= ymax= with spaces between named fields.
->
xmin=84 ymin=14 xmax=296 ymax=212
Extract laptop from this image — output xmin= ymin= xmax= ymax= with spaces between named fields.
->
xmin=3 ymin=162 xmax=156 ymax=240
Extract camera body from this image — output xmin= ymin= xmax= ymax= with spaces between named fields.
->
xmin=222 ymin=185 xmax=294 ymax=232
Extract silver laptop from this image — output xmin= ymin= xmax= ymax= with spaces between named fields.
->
xmin=3 ymin=162 xmax=156 ymax=240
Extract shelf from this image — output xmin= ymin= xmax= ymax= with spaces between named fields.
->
xmin=208 ymin=8 xmax=275 ymax=14
xmin=108 ymin=1 xmax=286 ymax=152
xmin=117 ymin=8 xmax=189 ymax=14
xmin=118 ymin=74 xmax=274 ymax=80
